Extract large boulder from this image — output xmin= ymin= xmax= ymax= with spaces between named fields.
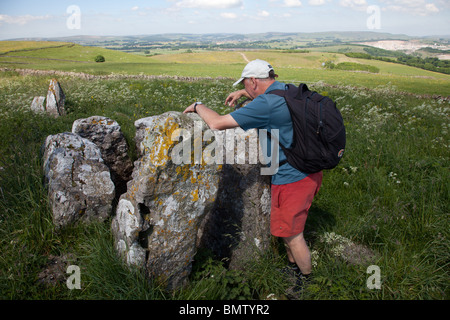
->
xmin=30 ymin=96 xmax=45 ymax=113
xmin=72 ymin=116 xmax=133 ymax=195
xmin=42 ymin=132 xmax=115 ymax=228
xmin=197 ymin=128 xmax=272 ymax=270
xmin=112 ymin=111 xmax=222 ymax=290
xmin=46 ymin=79 xmax=66 ymax=117
xmin=112 ymin=111 xmax=273 ymax=289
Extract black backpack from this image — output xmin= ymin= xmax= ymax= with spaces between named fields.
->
xmin=268 ymin=83 xmax=346 ymax=174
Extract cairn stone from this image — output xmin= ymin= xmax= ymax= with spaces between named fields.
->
xmin=112 ymin=112 xmax=273 ymax=289
xmin=112 ymin=111 xmax=222 ymax=290
xmin=30 ymin=96 xmax=45 ymax=113
xmin=46 ymin=79 xmax=66 ymax=117
xmin=197 ymin=128 xmax=272 ymax=270
xmin=42 ymin=132 xmax=115 ymax=228
xmin=72 ymin=116 xmax=133 ymax=195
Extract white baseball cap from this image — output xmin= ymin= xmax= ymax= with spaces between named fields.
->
xmin=233 ymin=59 xmax=275 ymax=86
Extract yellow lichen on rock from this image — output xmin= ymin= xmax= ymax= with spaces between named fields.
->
xmin=191 ymin=189 xmax=199 ymax=202
xmin=148 ymin=117 xmax=180 ymax=167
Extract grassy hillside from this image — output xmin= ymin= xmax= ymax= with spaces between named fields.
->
xmin=0 ymin=72 xmax=448 ymax=300
xmin=1 ymin=41 xmax=449 ymax=96
xmin=0 ymin=41 xmax=449 ymax=301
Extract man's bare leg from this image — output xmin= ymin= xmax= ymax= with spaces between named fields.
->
xmin=283 ymin=232 xmax=311 ymax=275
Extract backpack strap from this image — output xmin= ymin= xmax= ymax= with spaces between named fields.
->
xmin=297 ymin=83 xmax=310 ymax=99
xmin=270 ymin=83 xmax=310 ymax=100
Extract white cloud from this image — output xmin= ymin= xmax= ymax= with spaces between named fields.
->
xmin=220 ymin=12 xmax=238 ymax=19
xmin=309 ymin=0 xmax=326 ymax=5
xmin=131 ymin=6 xmax=139 ymax=11
xmin=380 ymin=0 xmax=440 ymax=15
xmin=0 ymin=14 xmax=52 ymax=25
xmin=175 ymin=0 xmax=243 ymax=9
xmin=258 ymin=10 xmax=270 ymax=17
xmin=283 ymin=0 xmax=303 ymax=7
xmin=339 ymin=0 xmax=367 ymax=8
xmin=425 ymin=3 xmax=439 ymax=13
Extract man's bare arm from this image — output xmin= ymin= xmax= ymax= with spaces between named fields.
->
xmin=183 ymin=103 xmax=239 ymax=131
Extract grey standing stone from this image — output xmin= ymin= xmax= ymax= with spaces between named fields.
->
xmin=112 ymin=111 xmax=222 ymax=290
xmin=46 ymin=79 xmax=66 ymax=117
xmin=72 ymin=116 xmax=133 ymax=195
xmin=30 ymin=96 xmax=45 ymax=113
xmin=198 ymin=128 xmax=272 ymax=270
xmin=42 ymin=132 xmax=115 ymax=228
xmin=112 ymin=111 xmax=273 ymax=289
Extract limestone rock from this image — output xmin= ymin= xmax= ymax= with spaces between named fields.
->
xmin=197 ymin=128 xmax=272 ymax=270
xmin=46 ymin=79 xmax=66 ymax=117
xmin=112 ymin=111 xmax=222 ymax=290
xmin=72 ymin=116 xmax=133 ymax=195
xmin=43 ymin=132 xmax=115 ymax=228
xmin=31 ymin=96 xmax=45 ymax=113
xmin=113 ymin=111 xmax=274 ymax=289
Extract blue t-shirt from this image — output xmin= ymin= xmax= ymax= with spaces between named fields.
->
xmin=230 ymin=81 xmax=308 ymax=185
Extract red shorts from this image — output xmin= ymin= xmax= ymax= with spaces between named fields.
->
xmin=270 ymin=172 xmax=323 ymax=238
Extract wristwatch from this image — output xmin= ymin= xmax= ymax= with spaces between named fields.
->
xmin=194 ymin=101 xmax=202 ymax=113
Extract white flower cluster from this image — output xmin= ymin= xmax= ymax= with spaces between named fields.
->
xmin=319 ymin=232 xmax=354 ymax=260
xmin=388 ymin=171 xmax=401 ymax=184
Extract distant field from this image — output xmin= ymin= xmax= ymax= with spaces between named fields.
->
xmin=0 ymin=41 xmax=74 ymax=54
xmin=0 ymin=42 xmax=152 ymax=64
xmin=1 ymin=41 xmax=449 ymax=96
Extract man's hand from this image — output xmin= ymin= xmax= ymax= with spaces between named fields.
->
xmin=183 ymin=102 xmax=196 ymax=114
xmin=225 ymin=89 xmax=250 ymax=107
xmin=182 ymin=101 xmax=239 ymax=131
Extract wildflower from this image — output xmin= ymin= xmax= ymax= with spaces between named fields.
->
xmin=311 ymin=250 xmax=319 ymax=268
xmin=388 ymin=172 xmax=401 ymax=184
xmin=266 ymin=293 xmax=277 ymax=300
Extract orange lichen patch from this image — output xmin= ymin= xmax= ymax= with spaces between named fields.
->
xmin=148 ymin=117 xmax=180 ymax=167
xmin=128 ymin=183 xmax=140 ymax=201
xmin=175 ymin=164 xmax=192 ymax=182
xmin=48 ymin=79 xmax=58 ymax=96
xmin=191 ymin=189 xmax=199 ymax=202
xmin=90 ymin=118 xmax=115 ymax=126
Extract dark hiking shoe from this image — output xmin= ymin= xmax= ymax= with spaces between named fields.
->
xmin=286 ymin=273 xmax=312 ymax=300
xmin=279 ymin=262 xmax=301 ymax=278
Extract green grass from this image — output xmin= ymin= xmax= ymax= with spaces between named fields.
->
xmin=0 ymin=41 xmax=449 ymax=300
xmin=0 ymin=71 xmax=448 ymax=300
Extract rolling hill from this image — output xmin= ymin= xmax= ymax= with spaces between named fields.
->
xmin=0 ymin=40 xmax=449 ymax=96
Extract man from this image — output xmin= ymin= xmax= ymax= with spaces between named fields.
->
xmin=183 ymin=59 xmax=322 ymax=293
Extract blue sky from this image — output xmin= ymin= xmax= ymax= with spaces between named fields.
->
xmin=0 ymin=0 xmax=449 ymax=40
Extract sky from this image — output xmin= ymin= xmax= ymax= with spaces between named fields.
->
xmin=0 ymin=0 xmax=449 ymax=40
